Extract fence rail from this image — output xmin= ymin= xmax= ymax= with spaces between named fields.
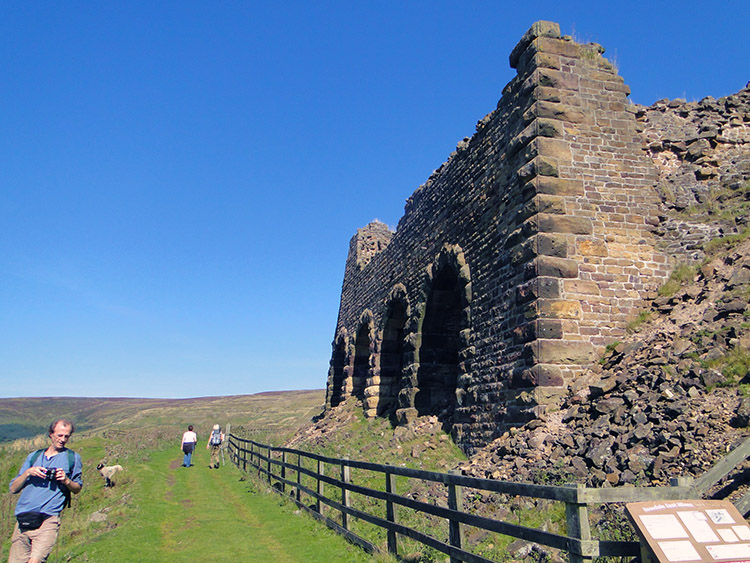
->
xmin=227 ymin=433 xmax=750 ymax=563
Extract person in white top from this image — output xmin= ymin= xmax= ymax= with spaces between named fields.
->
xmin=180 ymin=425 xmax=198 ymax=467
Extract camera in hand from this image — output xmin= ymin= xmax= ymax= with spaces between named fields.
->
xmin=45 ymin=468 xmax=56 ymax=480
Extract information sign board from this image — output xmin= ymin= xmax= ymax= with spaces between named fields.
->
xmin=626 ymin=499 xmax=750 ymax=563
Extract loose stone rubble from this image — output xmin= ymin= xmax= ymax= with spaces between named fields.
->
xmin=459 ymin=237 xmax=750 ymax=489
xmin=641 ymin=84 xmax=750 ymax=260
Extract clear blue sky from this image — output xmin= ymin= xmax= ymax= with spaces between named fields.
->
xmin=2 ymin=2 xmax=748 ymax=398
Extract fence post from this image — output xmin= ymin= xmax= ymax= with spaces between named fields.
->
xmin=447 ymin=470 xmax=464 ymax=563
xmin=223 ymin=423 xmax=230 ymax=466
xmin=386 ymin=469 xmax=398 ymax=557
xmin=267 ymin=444 xmax=273 ymax=484
xmin=565 ymin=483 xmax=592 ymax=563
xmin=341 ymin=458 xmax=350 ymax=531
xmin=281 ymin=450 xmax=287 ymax=494
xmin=317 ymin=459 xmax=324 ymax=514
xmin=670 ymin=476 xmax=693 ymax=488
xmin=242 ymin=441 xmax=247 ymax=472
xmin=296 ymin=452 xmax=302 ymax=503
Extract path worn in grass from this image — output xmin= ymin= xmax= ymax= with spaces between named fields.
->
xmin=70 ymin=447 xmax=375 ymax=562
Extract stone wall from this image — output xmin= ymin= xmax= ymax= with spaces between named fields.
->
xmin=638 ymin=87 xmax=750 ymax=261
xmin=326 ymin=21 xmax=674 ymax=453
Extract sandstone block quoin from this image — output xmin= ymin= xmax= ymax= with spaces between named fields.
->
xmin=325 ymin=20 xmax=674 ymax=453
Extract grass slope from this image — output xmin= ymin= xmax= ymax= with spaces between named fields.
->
xmin=76 ymin=447 xmax=374 ymax=562
xmin=3 ymin=446 xmax=375 ymax=562
xmin=2 ymin=391 xmax=375 ymax=562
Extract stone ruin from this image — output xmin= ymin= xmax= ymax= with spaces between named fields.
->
xmin=324 ymin=21 xmax=750 ymax=454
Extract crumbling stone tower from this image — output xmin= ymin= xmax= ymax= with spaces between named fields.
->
xmin=326 ymin=21 xmax=670 ymax=453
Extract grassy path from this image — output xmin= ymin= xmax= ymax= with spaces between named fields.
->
xmin=65 ymin=447 xmax=376 ymax=562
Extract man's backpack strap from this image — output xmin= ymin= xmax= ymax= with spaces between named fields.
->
xmin=66 ymin=449 xmax=75 ymax=475
xmin=28 ymin=448 xmax=45 ymax=468
xmin=61 ymin=449 xmax=76 ymax=509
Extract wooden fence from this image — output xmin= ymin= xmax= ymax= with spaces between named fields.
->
xmin=227 ymin=434 xmax=750 ymax=563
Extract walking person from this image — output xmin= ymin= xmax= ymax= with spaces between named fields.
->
xmin=206 ymin=424 xmax=224 ymax=469
xmin=180 ymin=425 xmax=197 ymax=468
xmin=8 ymin=419 xmax=83 ymax=563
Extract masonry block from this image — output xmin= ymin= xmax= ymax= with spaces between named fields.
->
xmin=534 ymin=177 xmax=584 ymax=196
xmin=519 ymin=364 xmax=565 ymax=387
xmin=536 ymin=233 xmax=568 ymax=257
xmin=527 ymin=340 xmax=597 ymax=364
xmin=564 ymin=279 xmax=601 ymax=295
xmin=538 ymin=214 xmax=593 ymax=235
xmin=509 ymin=21 xmax=561 ymax=69
xmin=538 ymin=68 xmax=580 ymax=91
xmin=535 ymin=255 xmax=579 ymax=278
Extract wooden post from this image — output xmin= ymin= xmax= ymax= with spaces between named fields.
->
xmin=386 ymin=470 xmax=398 ymax=557
xmin=267 ymin=444 xmax=273 ymax=483
xmin=670 ymin=476 xmax=693 ymax=488
xmin=222 ymin=423 xmax=230 ymax=466
xmin=341 ymin=458 xmax=350 ymax=531
xmin=296 ymin=453 xmax=302 ymax=502
xmin=565 ymin=484 xmax=592 ymax=563
xmin=251 ymin=442 xmax=255 ymax=472
xmin=317 ymin=459 xmax=324 ymax=514
xmin=447 ymin=470 xmax=464 ymax=563
xmin=640 ymin=544 xmax=657 ymax=563
xmin=281 ymin=450 xmax=287 ymax=494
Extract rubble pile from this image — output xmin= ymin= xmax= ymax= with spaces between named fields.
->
xmin=460 ymin=238 xmax=750 ymax=487
xmin=639 ymin=84 xmax=750 ymax=260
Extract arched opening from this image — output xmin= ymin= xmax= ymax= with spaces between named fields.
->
xmin=379 ymin=300 xmax=407 ymax=416
xmin=329 ymin=339 xmax=346 ymax=408
xmin=415 ymin=265 xmax=461 ymax=418
xmin=352 ymin=324 xmax=370 ymax=401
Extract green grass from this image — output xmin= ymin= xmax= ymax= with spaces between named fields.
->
xmin=36 ymin=447 xmax=376 ymax=562
xmin=704 ymin=346 xmax=750 ymax=390
xmin=0 ymin=392 xmax=380 ymax=562
xmin=626 ymin=311 xmax=652 ymax=333
xmin=657 ymin=263 xmax=696 ymax=297
xmin=704 ymin=227 xmax=750 ymax=256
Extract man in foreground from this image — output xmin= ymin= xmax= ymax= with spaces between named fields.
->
xmin=8 ymin=419 xmax=83 ymax=563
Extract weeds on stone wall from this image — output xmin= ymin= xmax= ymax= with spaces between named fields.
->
xmin=704 ymin=227 xmax=750 ymax=256
xmin=626 ymin=311 xmax=652 ymax=333
xmin=657 ymin=263 xmax=697 ymax=297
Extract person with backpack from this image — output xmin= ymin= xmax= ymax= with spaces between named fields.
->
xmin=206 ymin=424 xmax=224 ymax=469
xmin=8 ymin=419 xmax=83 ymax=563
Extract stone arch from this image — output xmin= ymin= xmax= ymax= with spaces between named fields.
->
xmin=413 ymin=245 xmax=472 ymax=424
xmin=352 ymin=310 xmax=375 ymax=402
xmin=328 ymin=329 xmax=348 ymax=408
xmin=377 ymin=285 xmax=410 ymax=417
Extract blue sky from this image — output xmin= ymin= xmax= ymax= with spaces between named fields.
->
xmin=2 ymin=2 xmax=748 ymax=398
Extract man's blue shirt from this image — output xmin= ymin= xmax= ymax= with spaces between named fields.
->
xmin=10 ymin=448 xmax=83 ymax=516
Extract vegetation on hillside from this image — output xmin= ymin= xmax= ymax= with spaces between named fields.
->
xmin=0 ymin=391 xmax=333 ymax=561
